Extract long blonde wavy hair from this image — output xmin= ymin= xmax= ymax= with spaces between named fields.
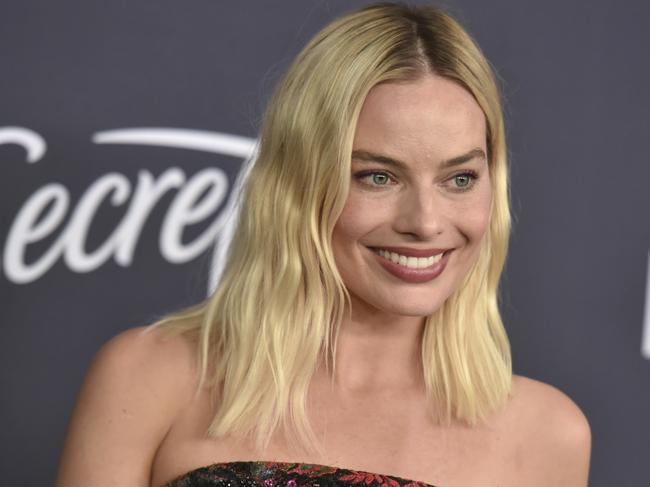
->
xmin=152 ymin=2 xmax=512 ymax=452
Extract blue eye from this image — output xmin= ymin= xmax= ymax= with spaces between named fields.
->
xmin=454 ymin=174 xmax=472 ymax=187
xmin=355 ymin=171 xmax=394 ymax=187
xmin=370 ymin=173 xmax=390 ymax=185
xmin=450 ymin=171 xmax=479 ymax=190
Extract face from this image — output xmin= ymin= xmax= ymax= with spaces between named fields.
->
xmin=332 ymin=74 xmax=492 ymax=319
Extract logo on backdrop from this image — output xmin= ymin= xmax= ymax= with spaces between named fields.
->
xmin=1 ymin=126 xmax=649 ymax=360
xmin=0 ymin=126 xmax=256 ymax=294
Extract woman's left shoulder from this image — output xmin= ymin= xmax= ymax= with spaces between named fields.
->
xmin=510 ymin=374 xmax=591 ymax=435
xmin=505 ymin=375 xmax=591 ymax=485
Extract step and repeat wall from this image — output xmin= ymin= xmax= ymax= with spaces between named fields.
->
xmin=1 ymin=1 xmax=648 ymax=485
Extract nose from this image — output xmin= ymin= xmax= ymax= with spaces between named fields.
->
xmin=393 ymin=185 xmax=444 ymax=239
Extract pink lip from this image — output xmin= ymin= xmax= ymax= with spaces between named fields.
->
xmin=369 ymin=247 xmax=451 ymax=283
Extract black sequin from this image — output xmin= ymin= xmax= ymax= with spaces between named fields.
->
xmin=164 ymin=461 xmax=436 ymax=487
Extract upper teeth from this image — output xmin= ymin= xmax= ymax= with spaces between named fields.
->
xmin=376 ymin=249 xmax=443 ymax=269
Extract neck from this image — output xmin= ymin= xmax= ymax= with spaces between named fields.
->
xmin=323 ymin=299 xmax=427 ymax=393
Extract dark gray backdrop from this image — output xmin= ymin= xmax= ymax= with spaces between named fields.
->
xmin=1 ymin=1 xmax=648 ymax=485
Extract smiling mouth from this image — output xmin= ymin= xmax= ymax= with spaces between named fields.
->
xmin=369 ymin=247 xmax=449 ymax=269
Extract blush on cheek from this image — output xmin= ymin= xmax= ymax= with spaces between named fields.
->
xmin=465 ymin=188 xmax=492 ymax=241
xmin=459 ymin=210 xmax=491 ymax=245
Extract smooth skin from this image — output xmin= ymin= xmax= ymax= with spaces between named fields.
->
xmin=56 ymin=75 xmax=591 ymax=487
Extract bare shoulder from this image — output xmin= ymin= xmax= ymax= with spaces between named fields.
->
xmin=56 ymin=325 xmax=199 ymax=487
xmin=508 ymin=375 xmax=591 ymax=486
xmin=93 ymin=325 xmax=198 ymax=389
xmin=76 ymin=325 xmax=199 ymax=418
xmin=510 ymin=375 xmax=591 ymax=441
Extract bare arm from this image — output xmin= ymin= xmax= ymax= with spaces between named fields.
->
xmin=551 ymin=393 xmax=591 ymax=486
xmin=514 ymin=376 xmax=591 ymax=487
xmin=55 ymin=326 xmax=195 ymax=487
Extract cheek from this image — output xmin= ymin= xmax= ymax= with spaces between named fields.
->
xmin=457 ymin=186 xmax=493 ymax=243
xmin=332 ymin=192 xmax=383 ymax=247
xmin=332 ymin=197 xmax=364 ymax=258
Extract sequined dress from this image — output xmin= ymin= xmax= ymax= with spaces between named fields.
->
xmin=163 ymin=461 xmax=436 ymax=487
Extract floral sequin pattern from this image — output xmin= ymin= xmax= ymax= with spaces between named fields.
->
xmin=164 ymin=461 xmax=436 ymax=487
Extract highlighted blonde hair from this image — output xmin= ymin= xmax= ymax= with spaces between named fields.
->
xmin=153 ymin=2 xmax=512 ymax=452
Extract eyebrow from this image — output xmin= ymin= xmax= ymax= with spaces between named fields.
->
xmin=351 ymin=147 xmax=487 ymax=170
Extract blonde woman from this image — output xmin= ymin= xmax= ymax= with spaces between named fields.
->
xmin=56 ymin=3 xmax=591 ymax=486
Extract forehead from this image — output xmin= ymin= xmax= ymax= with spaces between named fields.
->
xmin=353 ymin=75 xmax=487 ymax=160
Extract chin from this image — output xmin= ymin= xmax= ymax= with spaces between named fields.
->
xmin=379 ymin=296 xmax=448 ymax=318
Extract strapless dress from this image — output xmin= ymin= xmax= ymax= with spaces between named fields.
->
xmin=163 ymin=461 xmax=436 ymax=487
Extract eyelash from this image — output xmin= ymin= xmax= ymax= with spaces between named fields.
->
xmin=354 ymin=170 xmax=480 ymax=192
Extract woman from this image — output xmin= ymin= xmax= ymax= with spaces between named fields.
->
xmin=56 ymin=3 xmax=591 ymax=486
